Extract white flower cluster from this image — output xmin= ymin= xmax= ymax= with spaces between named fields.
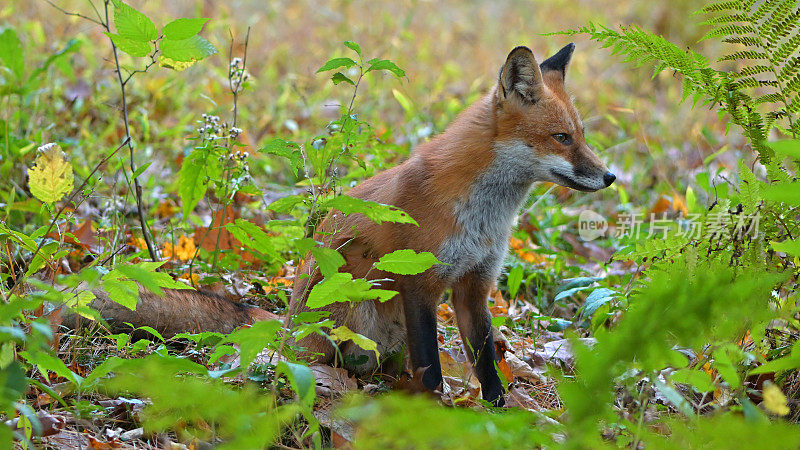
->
xmin=196 ymin=114 xmax=242 ymax=142
xmin=229 ymin=57 xmax=250 ymax=92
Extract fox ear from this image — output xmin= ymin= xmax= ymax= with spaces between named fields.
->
xmin=539 ymin=43 xmax=575 ymax=82
xmin=498 ymin=46 xmax=544 ymax=104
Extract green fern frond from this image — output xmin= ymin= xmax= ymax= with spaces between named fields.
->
xmin=701 ymin=1 xmax=742 ymax=13
xmin=701 ymin=23 xmax=758 ymax=41
xmin=775 ymin=36 xmax=800 ymax=64
xmin=752 ymin=0 xmax=779 ymax=22
xmin=754 ymin=92 xmax=785 ymax=105
xmin=718 ymin=50 xmax=768 ymax=62
xmin=722 ymin=35 xmax=760 ymax=46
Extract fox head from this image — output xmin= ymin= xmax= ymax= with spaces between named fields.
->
xmin=494 ymin=44 xmax=615 ymax=192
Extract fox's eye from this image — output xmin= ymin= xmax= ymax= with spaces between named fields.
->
xmin=552 ymin=133 xmax=573 ymax=145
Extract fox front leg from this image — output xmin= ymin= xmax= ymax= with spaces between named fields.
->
xmin=400 ymin=279 xmax=445 ymax=394
xmin=451 ymin=272 xmax=505 ymax=406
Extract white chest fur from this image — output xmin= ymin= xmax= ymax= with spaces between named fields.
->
xmin=436 ymin=140 xmax=542 ymax=281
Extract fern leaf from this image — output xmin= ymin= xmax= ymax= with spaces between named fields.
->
xmin=754 ymin=92 xmax=785 ymax=105
xmin=751 ymin=0 xmax=779 ymax=22
xmin=718 ymin=49 xmax=769 ymax=62
xmin=775 ymin=35 xmax=800 ymax=64
xmin=702 ymin=13 xmax=750 ymax=25
xmin=701 ymin=23 xmax=758 ymax=41
xmin=722 ymin=35 xmax=760 ymax=46
xmin=760 ymin=1 xmax=797 ymax=44
xmin=701 ymin=1 xmax=741 ymax=14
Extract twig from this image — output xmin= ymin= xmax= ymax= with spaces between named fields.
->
xmin=102 ymin=0 xmax=159 ymax=262
xmin=4 ymin=139 xmax=128 ymax=301
xmin=45 ymin=0 xmax=103 ymax=26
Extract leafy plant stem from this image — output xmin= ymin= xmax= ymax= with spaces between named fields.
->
xmin=102 ymin=0 xmax=159 ymax=263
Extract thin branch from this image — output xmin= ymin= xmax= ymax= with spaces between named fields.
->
xmin=103 ymin=0 xmax=159 ymax=262
xmin=45 ymin=0 xmax=104 ymax=26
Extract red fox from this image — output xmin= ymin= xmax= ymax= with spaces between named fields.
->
xmin=78 ymin=43 xmax=614 ymax=407
xmin=287 ymin=43 xmax=615 ymax=406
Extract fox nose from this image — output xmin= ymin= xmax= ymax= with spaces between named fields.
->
xmin=603 ymin=172 xmax=616 ymax=187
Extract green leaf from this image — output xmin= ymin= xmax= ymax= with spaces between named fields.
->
xmin=222 ymin=320 xmax=282 ymax=368
xmin=266 ymin=194 xmax=305 ymax=214
xmin=112 ymin=262 xmax=189 ymax=297
xmin=162 ymin=18 xmax=209 ymax=40
xmin=769 ymin=140 xmax=800 ymax=159
xmin=366 ymin=58 xmax=405 ymax=78
xmin=772 ymin=239 xmax=800 ymax=257
xmin=111 ymin=0 xmax=157 ymax=42
xmin=178 ymin=149 xmax=208 ymax=218
xmin=0 ymin=28 xmax=24 ymax=80
xmin=131 ymin=161 xmax=152 ymax=179
xmin=100 ymin=278 xmax=139 ymax=310
xmin=507 ymin=265 xmax=523 ymax=299
xmin=160 ymin=35 xmax=217 ymax=62
xmin=310 ymin=247 xmax=346 ymax=278
xmin=330 ymin=326 xmax=379 ymax=359
xmin=556 ymin=277 xmax=601 ymax=294
xmin=306 ymin=273 xmax=397 ymax=309
xmin=325 ymin=196 xmax=417 ymax=225
xmin=105 ymin=32 xmax=151 ymax=57
xmin=761 ymin=182 xmax=800 ymax=206
xmin=331 ymin=72 xmax=355 ymax=85
xmin=20 ymin=351 xmax=83 ymax=386
xmin=581 ymin=288 xmax=616 ymax=317
xmin=670 ymin=368 xmax=715 ymax=393
xmin=375 ymin=249 xmax=441 ymax=275
xmin=260 ymin=138 xmax=302 ymax=173
xmin=343 ymin=41 xmax=361 ymax=56
xmin=276 ymin=361 xmax=315 ymax=405
xmin=316 ymin=57 xmax=356 ymax=73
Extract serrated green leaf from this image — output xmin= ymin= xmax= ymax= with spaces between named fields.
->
xmin=162 ymin=18 xmax=209 ymax=40
xmin=330 ymin=325 xmax=379 ymax=359
xmin=0 ymin=28 xmax=24 ymax=80
xmin=375 ymin=249 xmax=440 ymax=275
xmin=111 ymin=0 xmax=157 ymax=42
xmin=222 ymin=319 xmax=282 ymax=368
xmin=260 ymin=138 xmax=302 ymax=173
xmin=366 ymin=58 xmax=405 ymax=78
xmin=310 ymin=247 xmax=346 ymax=278
xmin=160 ymin=35 xmax=217 ymax=62
xmin=266 ymin=194 xmax=305 ymax=214
xmin=306 ymin=273 xmax=397 ymax=308
xmin=105 ymin=32 xmax=151 ymax=57
xmin=316 ymin=57 xmax=356 ymax=73
xmin=325 ymin=196 xmax=417 ymax=225
xmin=343 ymin=41 xmax=361 ymax=56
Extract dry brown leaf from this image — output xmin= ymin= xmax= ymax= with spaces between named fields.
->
xmin=310 ymin=364 xmax=357 ymax=397
xmin=505 ymin=386 xmax=542 ymax=411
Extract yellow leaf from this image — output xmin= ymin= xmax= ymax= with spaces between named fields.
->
xmin=28 ymin=143 xmax=73 ymax=203
xmin=763 ymin=382 xmax=790 ymax=416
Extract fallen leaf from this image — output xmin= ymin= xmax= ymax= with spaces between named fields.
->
xmin=505 ymin=386 xmax=542 ymax=411
xmin=309 ymin=364 xmax=357 ymax=397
